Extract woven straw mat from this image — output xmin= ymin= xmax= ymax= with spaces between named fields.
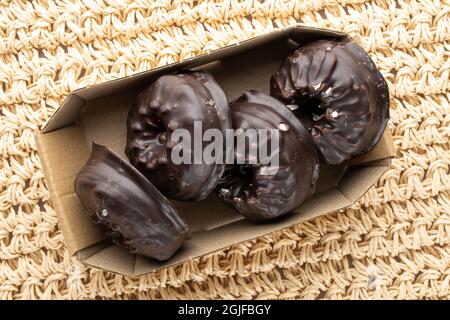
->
xmin=0 ymin=0 xmax=449 ymax=300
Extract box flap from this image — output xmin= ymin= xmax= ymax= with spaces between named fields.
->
xmin=338 ymin=161 xmax=390 ymax=203
xmin=76 ymin=240 xmax=111 ymax=261
xmin=83 ymin=245 xmax=136 ymax=276
xmin=42 ymin=94 xmax=85 ymax=133
xmin=41 ymin=25 xmax=347 ymax=135
xmin=345 ymin=128 xmax=396 ymax=166
xmin=80 ymin=188 xmax=352 ymax=276
xmin=290 ymin=27 xmax=350 ymax=44
xmin=35 ymin=126 xmax=106 ymax=254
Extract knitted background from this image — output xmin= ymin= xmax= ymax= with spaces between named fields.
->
xmin=0 ymin=0 xmax=449 ymax=300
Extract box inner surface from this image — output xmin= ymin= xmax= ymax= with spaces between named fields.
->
xmin=35 ymin=27 xmax=394 ymax=275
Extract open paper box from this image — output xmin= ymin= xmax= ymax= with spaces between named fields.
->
xmin=35 ymin=26 xmax=396 ymax=276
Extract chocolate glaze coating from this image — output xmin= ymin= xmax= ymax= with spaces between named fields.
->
xmin=271 ymin=39 xmax=390 ymax=164
xmin=74 ymin=143 xmax=189 ymax=261
xmin=218 ymin=91 xmax=320 ymax=220
xmin=126 ymin=71 xmax=231 ymax=201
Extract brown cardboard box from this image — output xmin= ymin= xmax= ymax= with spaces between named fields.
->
xmin=35 ymin=26 xmax=396 ymax=276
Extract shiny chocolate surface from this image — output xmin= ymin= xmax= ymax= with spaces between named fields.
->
xmin=271 ymin=39 xmax=390 ymax=164
xmin=126 ymin=71 xmax=231 ymax=201
xmin=74 ymin=143 xmax=189 ymax=261
xmin=218 ymin=91 xmax=320 ymax=220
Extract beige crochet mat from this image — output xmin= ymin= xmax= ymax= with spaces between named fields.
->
xmin=0 ymin=0 xmax=449 ymax=300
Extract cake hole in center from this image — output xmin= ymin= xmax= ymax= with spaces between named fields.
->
xmin=290 ymin=95 xmax=325 ymax=126
xmin=308 ymin=97 xmax=324 ymax=121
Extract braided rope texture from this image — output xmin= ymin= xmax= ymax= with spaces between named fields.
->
xmin=0 ymin=0 xmax=449 ymax=300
